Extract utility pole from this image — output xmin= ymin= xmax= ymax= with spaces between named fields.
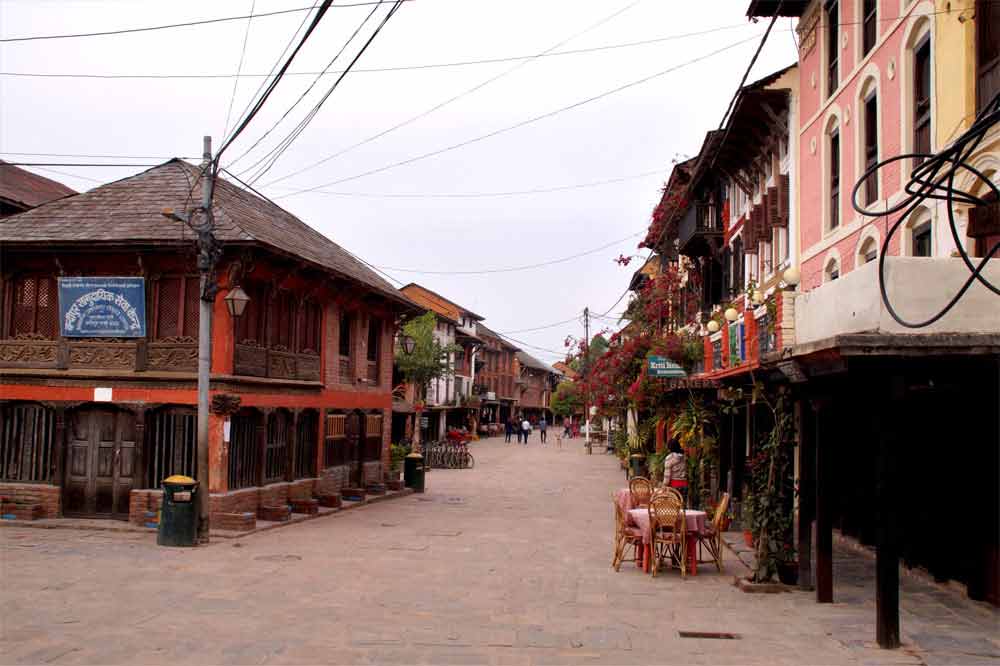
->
xmin=195 ymin=136 xmax=216 ymax=543
xmin=583 ymin=307 xmax=591 ymax=450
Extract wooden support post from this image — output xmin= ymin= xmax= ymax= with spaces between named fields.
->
xmin=813 ymin=396 xmax=833 ymax=604
xmin=875 ymin=373 xmax=904 ymax=649
xmin=797 ymin=398 xmax=814 ymax=591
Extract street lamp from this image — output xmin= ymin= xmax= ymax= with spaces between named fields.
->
xmin=783 ymin=266 xmax=801 ymax=289
xmin=751 ymin=290 xmax=765 ymax=306
xmin=724 ymin=307 xmax=740 ymax=322
xmin=224 ymin=286 xmax=250 ymax=318
xmin=400 ymin=335 xmax=416 ymax=355
xmin=707 ymin=320 xmax=720 ymax=334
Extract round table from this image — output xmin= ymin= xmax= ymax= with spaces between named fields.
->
xmin=627 ymin=508 xmax=708 ymax=575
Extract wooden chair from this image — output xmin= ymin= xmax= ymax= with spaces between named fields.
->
xmin=629 ymin=477 xmax=653 ymax=509
xmin=649 ymin=495 xmax=686 ymax=578
xmin=612 ymin=500 xmax=643 ymax=571
xmin=698 ymin=492 xmax=730 ymax=572
xmin=654 ymin=486 xmax=684 ymax=507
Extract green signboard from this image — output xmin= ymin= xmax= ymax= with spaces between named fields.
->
xmin=647 ymin=355 xmax=687 ymax=379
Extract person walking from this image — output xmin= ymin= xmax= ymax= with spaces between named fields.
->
xmin=660 ymin=438 xmax=688 ymax=504
xmin=539 ymin=417 xmax=548 ymax=444
xmin=521 ymin=417 xmax=531 ymax=445
xmin=563 ymin=417 xmax=572 ymax=439
xmin=504 ymin=418 xmax=513 ymax=443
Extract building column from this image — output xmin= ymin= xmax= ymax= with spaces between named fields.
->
xmin=875 ymin=371 xmax=904 ymax=649
xmin=813 ymin=395 xmax=833 ymax=604
xmin=797 ymin=397 xmax=814 ymax=591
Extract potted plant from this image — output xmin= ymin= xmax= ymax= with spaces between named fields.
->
xmin=389 ymin=443 xmax=409 ymax=480
xmin=742 ymin=491 xmax=755 ymax=548
xmin=777 ymin=544 xmax=799 ymax=585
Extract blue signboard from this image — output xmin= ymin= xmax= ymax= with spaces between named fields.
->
xmin=647 ymin=355 xmax=687 ymax=379
xmin=58 ymin=277 xmax=146 ymax=338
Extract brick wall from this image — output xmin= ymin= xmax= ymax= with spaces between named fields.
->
xmin=210 ymin=487 xmax=261 ymax=515
xmin=0 ymin=483 xmax=60 ymax=519
xmin=362 ymin=461 xmax=382 ymax=485
xmin=128 ymin=489 xmax=163 ymax=525
xmin=316 ymin=464 xmax=350 ymax=495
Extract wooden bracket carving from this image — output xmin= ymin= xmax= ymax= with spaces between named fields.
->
xmin=211 ymin=393 xmax=242 ymax=416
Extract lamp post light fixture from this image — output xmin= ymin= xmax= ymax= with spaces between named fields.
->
xmin=707 ymin=320 xmax=721 ymax=334
xmin=724 ymin=307 xmax=740 ymax=323
xmin=224 ymin=286 xmax=250 ymax=318
xmin=751 ymin=290 xmax=765 ymax=306
xmin=400 ymin=335 xmax=416 ymax=355
xmin=783 ymin=266 xmax=801 ymax=289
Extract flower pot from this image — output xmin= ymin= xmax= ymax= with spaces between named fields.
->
xmin=777 ymin=561 xmax=799 ymax=586
xmin=743 ymin=529 xmax=754 ymax=548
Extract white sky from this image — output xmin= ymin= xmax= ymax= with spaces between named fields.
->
xmin=0 ymin=0 xmax=797 ymax=363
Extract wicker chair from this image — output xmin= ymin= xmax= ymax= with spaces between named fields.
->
xmin=654 ymin=486 xmax=684 ymax=507
xmin=698 ymin=492 xmax=730 ymax=572
xmin=629 ymin=477 xmax=653 ymax=509
xmin=612 ymin=500 xmax=643 ymax=571
xmin=649 ymin=495 xmax=686 ymax=578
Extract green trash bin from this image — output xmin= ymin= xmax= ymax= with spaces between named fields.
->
xmin=404 ymin=452 xmax=425 ymax=493
xmin=157 ymin=475 xmax=199 ymax=547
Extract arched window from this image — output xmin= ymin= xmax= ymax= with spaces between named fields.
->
xmin=905 ymin=208 xmax=934 ymax=257
xmin=858 ymin=235 xmax=879 ymax=264
xmin=857 ymin=74 xmax=881 ymax=206
xmin=825 ymin=113 xmax=843 ymax=233
xmin=902 ymin=13 xmax=933 ymax=170
xmin=825 ymin=256 xmax=841 ymax=282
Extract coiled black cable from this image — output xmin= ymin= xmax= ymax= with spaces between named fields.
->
xmin=851 ymin=93 xmax=1000 ymax=328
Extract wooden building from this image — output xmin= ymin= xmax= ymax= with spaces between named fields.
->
xmin=0 ymin=162 xmax=76 ymax=218
xmin=514 ymin=351 xmax=558 ymax=423
xmin=474 ymin=325 xmax=519 ymax=428
xmin=0 ymin=160 xmax=417 ymax=526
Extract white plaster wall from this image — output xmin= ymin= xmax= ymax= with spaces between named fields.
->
xmin=793 ymin=257 xmax=1000 ymax=344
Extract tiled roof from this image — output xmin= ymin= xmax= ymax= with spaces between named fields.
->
xmin=400 ymin=283 xmax=484 ymax=321
xmin=476 ymin=323 xmax=519 ymax=351
xmin=0 ymin=160 xmax=413 ymax=306
xmin=0 ymin=162 xmax=76 ymax=210
xmin=516 ymin=351 xmax=554 ymax=372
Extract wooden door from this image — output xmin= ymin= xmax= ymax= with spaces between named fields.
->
xmin=64 ymin=407 xmax=137 ymax=519
xmin=345 ymin=411 xmax=363 ymax=486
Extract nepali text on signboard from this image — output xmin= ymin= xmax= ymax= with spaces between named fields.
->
xmin=647 ymin=355 xmax=687 ymax=379
xmin=58 ymin=277 xmax=146 ymax=338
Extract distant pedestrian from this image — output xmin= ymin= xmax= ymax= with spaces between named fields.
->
xmin=504 ymin=418 xmax=513 ymax=443
xmin=563 ymin=418 xmax=572 ymax=438
xmin=521 ymin=418 xmax=531 ymax=445
xmin=539 ymin=417 xmax=548 ymax=444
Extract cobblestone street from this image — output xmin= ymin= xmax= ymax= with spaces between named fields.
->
xmin=1 ymin=436 xmax=997 ymax=665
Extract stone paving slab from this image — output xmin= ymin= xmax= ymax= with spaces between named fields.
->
xmin=0 ymin=437 xmax=996 ymax=665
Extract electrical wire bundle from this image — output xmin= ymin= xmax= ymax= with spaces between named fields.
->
xmin=851 ymin=92 xmax=1000 ymax=328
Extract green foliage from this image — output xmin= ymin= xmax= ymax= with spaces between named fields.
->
xmin=550 ymin=381 xmax=582 ymax=418
xmin=394 ymin=311 xmax=459 ymax=398
xmin=390 ymin=442 xmax=410 ymax=471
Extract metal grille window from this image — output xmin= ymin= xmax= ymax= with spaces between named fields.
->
xmin=294 ymin=410 xmax=318 ymax=479
xmin=864 ymin=94 xmax=879 ymax=205
xmin=9 ymin=276 xmax=58 ymax=339
xmin=830 ymin=130 xmax=841 ymax=230
xmin=862 ymin=0 xmax=876 ymax=57
xmin=228 ymin=410 xmax=261 ymax=490
xmin=914 ymin=36 xmax=932 ymax=166
xmin=826 ymin=0 xmax=839 ymax=96
xmin=0 ymin=403 xmax=55 ymax=483
xmin=264 ymin=410 xmax=291 ymax=484
xmin=364 ymin=413 xmax=383 ymax=462
xmin=146 ymin=408 xmax=196 ymax=487
xmin=324 ymin=412 xmax=347 ymax=467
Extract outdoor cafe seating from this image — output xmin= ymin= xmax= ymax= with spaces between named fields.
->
xmin=612 ymin=479 xmax=730 ymax=578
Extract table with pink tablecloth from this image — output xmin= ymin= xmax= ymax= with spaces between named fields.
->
xmin=614 ymin=488 xmax=635 ymax=514
xmin=627 ymin=507 xmax=707 ymax=575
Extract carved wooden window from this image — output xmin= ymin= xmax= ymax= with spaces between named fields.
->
xmin=324 ymin=412 xmax=347 ymax=467
xmin=0 ymin=402 xmax=55 ymax=483
xmin=268 ymin=292 xmax=296 ymax=351
xmin=264 ymin=409 xmax=291 ymax=484
xmin=364 ymin=413 xmax=382 ymax=462
xmin=294 ymin=409 xmax=318 ymax=479
xmin=913 ymin=35 xmax=932 ymax=166
xmin=228 ymin=409 xmax=261 ymax=490
xmin=152 ymin=276 xmax=199 ymax=341
xmin=298 ymin=301 xmax=322 ymax=355
xmin=146 ymin=407 xmax=196 ymax=487
xmin=8 ymin=276 xmax=58 ymax=340
xmin=338 ymin=311 xmax=354 ymax=383
xmin=366 ymin=317 xmax=381 ymax=384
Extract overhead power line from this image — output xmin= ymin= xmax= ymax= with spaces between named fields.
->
xmin=0 ymin=25 xmax=755 ymax=81
xmin=221 ymin=0 xmax=257 ymax=140
xmin=260 ymin=0 xmax=645 ymax=187
xmin=273 ymin=32 xmax=764 ymax=198
xmin=499 ymin=315 xmax=584 ymax=335
xmin=0 ymin=1 xmax=412 ymax=43
xmin=0 ymin=152 xmax=193 ymax=159
xmin=281 ymin=169 xmax=664 ymax=199
xmin=375 ymin=231 xmax=643 ymax=275
xmin=1 ymin=162 xmax=162 ymax=167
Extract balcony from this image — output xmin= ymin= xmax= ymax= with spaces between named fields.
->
xmin=791 ymin=257 xmax=1000 ymax=351
xmin=678 ymin=202 xmax=723 ymax=257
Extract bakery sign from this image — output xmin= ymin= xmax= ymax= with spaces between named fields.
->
xmin=58 ymin=277 xmax=146 ymax=338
